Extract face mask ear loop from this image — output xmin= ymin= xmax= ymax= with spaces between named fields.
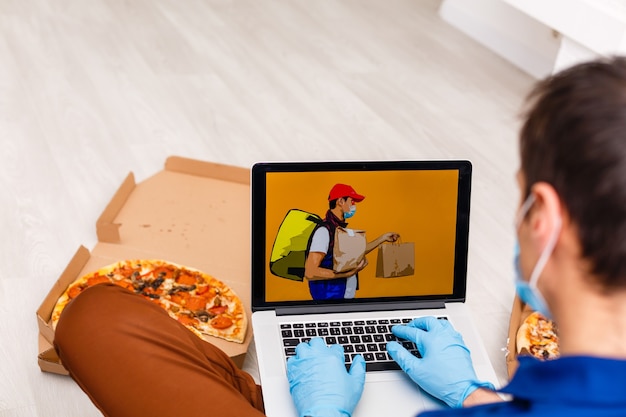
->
xmin=528 ymin=215 xmax=562 ymax=288
xmin=515 ymin=194 xmax=536 ymax=229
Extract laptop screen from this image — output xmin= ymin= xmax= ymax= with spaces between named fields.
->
xmin=251 ymin=161 xmax=472 ymax=311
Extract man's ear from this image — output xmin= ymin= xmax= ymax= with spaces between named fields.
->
xmin=528 ymin=182 xmax=563 ymax=247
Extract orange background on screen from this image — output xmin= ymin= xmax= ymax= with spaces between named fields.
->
xmin=265 ymin=169 xmax=459 ymax=302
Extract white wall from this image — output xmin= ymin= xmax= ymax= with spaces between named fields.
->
xmin=439 ymin=0 xmax=626 ymax=78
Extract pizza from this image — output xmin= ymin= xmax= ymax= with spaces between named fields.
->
xmin=516 ymin=311 xmax=559 ymax=360
xmin=51 ymin=259 xmax=247 ymax=344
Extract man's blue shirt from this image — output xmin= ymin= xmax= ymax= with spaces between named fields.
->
xmin=421 ymin=356 xmax=626 ymax=416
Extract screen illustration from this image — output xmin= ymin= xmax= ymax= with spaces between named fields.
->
xmin=264 ymin=169 xmax=460 ymax=302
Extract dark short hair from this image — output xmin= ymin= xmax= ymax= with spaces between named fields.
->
xmin=520 ymin=56 xmax=626 ymax=287
xmin=329 ymin=197 xmax=347 ymax=210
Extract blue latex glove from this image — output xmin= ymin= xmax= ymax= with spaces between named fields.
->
xmin=387 ymin=316 xmax=495 ymax=408
xmin=287 ymin=337 xmax=366 ymax=417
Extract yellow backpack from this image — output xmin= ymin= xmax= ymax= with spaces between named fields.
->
xmin=269 ymin=209 xmax=322 ymax=281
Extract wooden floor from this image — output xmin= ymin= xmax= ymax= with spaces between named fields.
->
xmin=0 ymin=0 xmax=534 ymax=415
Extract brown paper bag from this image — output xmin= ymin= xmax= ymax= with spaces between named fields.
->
xmin=333 ymin=227 xmax=366 ymax=273
xmin=376 ymin=241 xmax=415 ymax=278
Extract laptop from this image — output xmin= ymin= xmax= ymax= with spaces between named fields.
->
xmin=251 ymin=160 xmax=499 ymax=417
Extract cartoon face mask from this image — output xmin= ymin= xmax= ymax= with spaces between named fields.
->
xmin=344 ymin=205 xmax=356 ymax=219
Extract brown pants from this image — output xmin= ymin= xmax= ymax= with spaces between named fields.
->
xmin=54 ymin=284 xmax=265 ymax=417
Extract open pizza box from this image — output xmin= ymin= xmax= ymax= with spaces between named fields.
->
xmin=505 ymin=295 xmax=536 ymax=378
xmin=36 ymin=156 xmax=253 ymax=375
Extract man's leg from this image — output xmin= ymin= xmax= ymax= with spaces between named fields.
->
xmin=54 ymin=283 xmax=265 ymax=417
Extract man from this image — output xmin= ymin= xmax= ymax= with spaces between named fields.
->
xmin=288 ymin=56 xmax=626 ymax=416
xmin=54 ymin=57 xmax=626 ymax=417
xmin=304 ymin=183 xmax=399 ymax=300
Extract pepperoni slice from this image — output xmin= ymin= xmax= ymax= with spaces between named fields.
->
xmin=210 ymin=316 xmax=233 ymax=330
xmin=208 ymin=305 xmax=228 ymax=315
xmin=87 ymin=275 xmax=110 ymax=287
xmin=67 ymin=285 xmax=83 ymax=299
xmin=186 ymin=296 xmax=207 ymax=311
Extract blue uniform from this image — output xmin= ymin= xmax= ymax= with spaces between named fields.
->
xmin=421 ymin=356 xmax=626 ymax=416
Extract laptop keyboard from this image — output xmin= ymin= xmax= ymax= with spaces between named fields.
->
xmin=280 ymin=316 xmax=448 ymax=371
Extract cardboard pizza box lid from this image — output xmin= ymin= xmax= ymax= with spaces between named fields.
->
xmin=36 ymin=156 xmax=252 ymax=374
xmin=505 ymin=295 xmax=536 ymax=378
xmin=38 ymin=333 xmax=69 ymax=376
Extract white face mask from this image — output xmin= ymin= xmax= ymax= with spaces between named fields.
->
xmin=514 ymin=194 xmax=562 ymax=319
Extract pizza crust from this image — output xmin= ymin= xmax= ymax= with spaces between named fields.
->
xmin=515 ymin=322 xmax=532 ymax=353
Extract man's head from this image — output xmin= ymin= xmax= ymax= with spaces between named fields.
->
xmin=328 ymin=184 xmax=365 ymax=210
xmin=519 ymin=56 xmax=626 ymax=288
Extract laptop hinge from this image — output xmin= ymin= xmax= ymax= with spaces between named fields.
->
xmin=275 ymin=300 xmax=446 ymax=316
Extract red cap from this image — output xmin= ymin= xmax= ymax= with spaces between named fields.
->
xmin=328 ymin=183 xmax=365 ymax=202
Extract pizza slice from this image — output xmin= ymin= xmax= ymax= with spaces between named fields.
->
xmin=516 ymin=311 xmax=559 ymax=360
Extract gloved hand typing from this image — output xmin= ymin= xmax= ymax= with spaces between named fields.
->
xmin=287 ymin=337 xmax=366 ymax=417
xmin=387 ymin=316 xmax=495 ymax=408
